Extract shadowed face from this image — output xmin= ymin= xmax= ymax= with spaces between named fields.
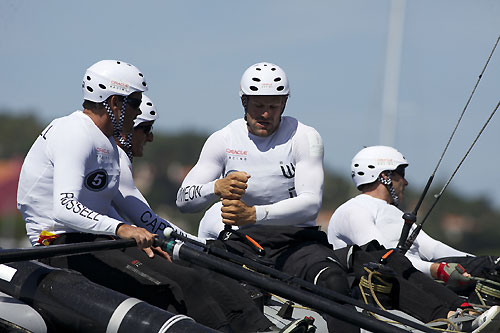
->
xmin=120 ymin=92 xmax=143 ymax=134
xmin=132 ymin=120 xmax=154 ymax=157
xmin=245 ymin=95 xmax=287 ymax=137
xmin=389 ymin=166 xmax=408 ymax=203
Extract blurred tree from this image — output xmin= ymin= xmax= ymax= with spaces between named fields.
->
xmin=0 ymin=111 xmax=44 ymax=159
xmin=1 ymin=111 xmax=499 ymax=255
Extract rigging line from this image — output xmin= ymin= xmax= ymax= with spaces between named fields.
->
xmin=397 ymin=34 xmax=500 ymax=254
xmin=430 ymin=34 xmax=500 ymax=178
xmin=404 ymin=99 xmax=500 ymax=250
xmin=435 ymin=99 xmax=500 ymax=198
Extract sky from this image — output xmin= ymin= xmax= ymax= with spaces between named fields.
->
xmin=2 ymin=1 xmax=500 ymax=208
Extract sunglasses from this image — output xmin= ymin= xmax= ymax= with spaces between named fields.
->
xmin=126 ymin=97 xmax=142 ymax=109
xmin=135 ymin=124 xmax=153 ymax=134
xmin=393 ymin=166 xmax=406 ymax=178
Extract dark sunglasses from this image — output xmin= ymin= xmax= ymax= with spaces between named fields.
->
xmin=135 ymin=124 xmax=153 ymax=134
xmin=393 ymin=166 xmax=406 ymax=178
xmin=126 ymin=97 xmax=142 ymax=109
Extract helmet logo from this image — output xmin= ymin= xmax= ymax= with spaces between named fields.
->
xmin=110 ymin=80 xmax=130 ymax=92
xmin=376 ymin=158 xmax=395 ymax=165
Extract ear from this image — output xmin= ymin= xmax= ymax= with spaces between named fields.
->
xmin=108 ymin=95 xmax=122 ymax=112
xmin=379 ymin=171 xmax=389 ymax=180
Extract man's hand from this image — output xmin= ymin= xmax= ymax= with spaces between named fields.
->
xmin=221 ymin=199 xmax=256 ymax=227
xmin=433 ymin=262 xmax=472 ymax=288
xmin=150 ymin=246 xmax=172 ymax=262
xmin=215 ymin=171 xmax=250 ymax=200
xmin=116 ymin=224 xmax=158 ymax=258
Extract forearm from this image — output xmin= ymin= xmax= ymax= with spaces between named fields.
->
xmin=176 ymin=180 xmax=219 ymax=212
xmin=255 ymin=192 xmax=321 ymax=225
xmin=406 ymin=253 xmax=434 ymax=277
xmin=54 ymin=192 xmax=121 ymax=235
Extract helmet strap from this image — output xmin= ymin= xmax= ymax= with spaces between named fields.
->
xmin=378 ymin=171 xmax=399 ymax=206
xmin=120 ymin=133 xmax=133 ymax=161
xmin=103 ymin=96 xmax=133 ymax=160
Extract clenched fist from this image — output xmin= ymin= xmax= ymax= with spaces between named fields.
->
xmin=214 ymin=171 xmax=251 ymax=200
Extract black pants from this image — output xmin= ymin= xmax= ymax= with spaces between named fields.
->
xmin=41 ymin=233 xmax=272 ymax=333
xmin=349 ymin=242 xmax=464 ymax=323
xmin=218 ymin=225 xmax=362 ymax=333
xmin=219 ymin=226 xmax=466 ymax=331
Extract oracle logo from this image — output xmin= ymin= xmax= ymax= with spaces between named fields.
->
xmin=110 ymin=80 xmax=129 ymax=88
xmin=226 ymin=148 xmax=247 ymax=155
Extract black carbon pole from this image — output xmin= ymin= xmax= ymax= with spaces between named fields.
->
xmin=0 ymin=239 xmax=137 ymax=264
xmin=163 ymin=229 xmax=433 ymax=332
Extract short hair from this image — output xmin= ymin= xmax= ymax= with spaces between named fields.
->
xmin=82 ymin=99 xmax=99 ymax=110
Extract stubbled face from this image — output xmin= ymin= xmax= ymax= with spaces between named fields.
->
xmin=132 ymin=120 xmax=154 ymax=157
xmin=245 ymin=95 xmax=287 ymax=137
xmin=120 ymin=92 xmax=142 ymax=134
xmin=388 ymin=166 xmax=408 ymax=203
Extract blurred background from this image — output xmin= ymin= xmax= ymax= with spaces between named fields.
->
xmin=1 ymin=1 xmax=500 ymax=255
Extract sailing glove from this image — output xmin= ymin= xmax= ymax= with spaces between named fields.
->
xmin=437 ymin=262 xmax=472 ymax=287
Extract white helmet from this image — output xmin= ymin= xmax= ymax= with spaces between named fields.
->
xmin=239 ymin=62 xmax=290 ymax=97
xmin=351 ymin=146 xmax=408 ymax=189
xmin=82 ymin=60 xmax=148 ymax=102
xmin=134 ymin=94 xmax=158 ymax=127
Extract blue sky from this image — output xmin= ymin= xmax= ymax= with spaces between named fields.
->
xmin=2 ymin=1 xmax=500 ymax=208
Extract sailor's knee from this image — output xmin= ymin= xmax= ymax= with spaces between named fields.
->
xmin=314 ymin=266 xmax=351 ymax=296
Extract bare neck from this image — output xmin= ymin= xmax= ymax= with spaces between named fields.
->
xmin=362 ymin=182 xmax=391 ymax=203
xmin=83 ymin=109 xmax=113 ymax=137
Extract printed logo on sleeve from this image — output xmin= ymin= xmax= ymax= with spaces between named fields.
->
xmin=84 ymin=169 xmax=108 ymax=191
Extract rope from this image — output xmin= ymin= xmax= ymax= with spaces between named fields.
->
xmin=359 ymin=267 xmax=393 ymax=312
xmin=270 ymin=293 xmax=314 ymax=311
xmin=472 ymin=277 xmax=500 ymax=306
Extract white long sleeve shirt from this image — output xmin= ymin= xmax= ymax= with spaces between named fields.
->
xmin=17 ymin=111 xmax=123 ymax=245
xmin=110 ymin=147 xmax=204 ymax=244
xmin=176 ymin=116 xmax=324 ymax=239
xmin=328 ymin=194 xmax=471 ymax=276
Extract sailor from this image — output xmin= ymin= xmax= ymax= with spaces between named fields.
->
xmin=176 ymin=62 xmax=498 ymax=332
xmin=16 ymin=60 xmax=273 ymax=332
xmin=111 ymin=94 xmax=275 ymax=332
xmin=328 ymin=146 xmax=500 ymax=297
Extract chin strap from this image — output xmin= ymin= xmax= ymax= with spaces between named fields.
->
xmin=377 ymin=171 xmax=399 ymax=207
xmin=103 ymin=97 xmax=133 ymax=160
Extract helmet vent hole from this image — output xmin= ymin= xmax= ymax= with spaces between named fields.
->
xmin=271 ymin=67 xmax=276 ymax=71
xmin=142 ymin=82 xmax=147 ymax=87
xmin=86 ymin=76 xmax=91 ymax=81
xmin=252 ymin=77 xmax=261 ymax=82
xmin=274 ymin=77 xmax=281 ymax=82
xmin=99 ymin=84 xmax=106 ymax=89
xmin=358 ymin=172 xmax=365 ymax=176
xmin=146 ymin=102 xmax=153 ymax=106
xmin=263 ymin=64 xmax=268 ymax=66
xmin=139 ymin=73 xmax=144 ymax=77
xmin=250 ymin=86 xmax=259 ymax=91
xmin=256 ymin=68 xmax=261 ymax=71
xmin=368 ymin=165 xmax=375 ymax=169
xmin=86 ymin=86 xmax=94 ymax=92
xmin=354 ymin=164 xmax=359 ymax=167
xmin=277 ymin=86 xmax=284 ymax=91
xmin=116 ymin=61 xmax=121 ymax=64
xmin=150 ymin=111 xmax=156 ymax=115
